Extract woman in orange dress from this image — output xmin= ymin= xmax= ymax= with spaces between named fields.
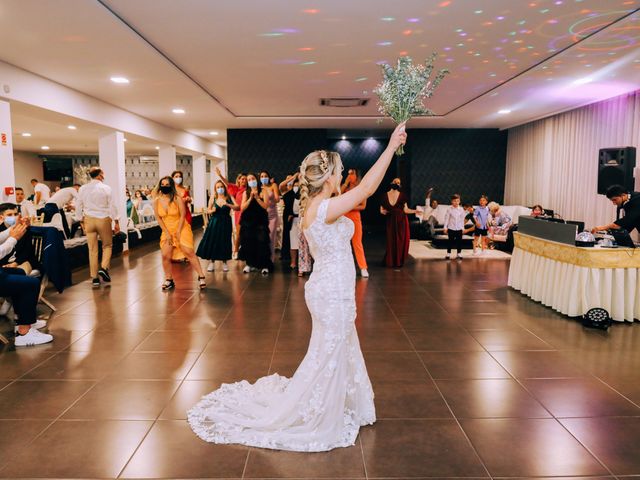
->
xmin=171 ymin=170 xmax=193 ymax=262
xmin=153 ymin=176 xmax=206 ymax=290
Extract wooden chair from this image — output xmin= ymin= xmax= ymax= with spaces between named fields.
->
xmin=30 ymin=214 xmax=45 ymax=226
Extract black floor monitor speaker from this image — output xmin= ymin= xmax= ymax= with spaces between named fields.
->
xmin=598 ymin=147 xmax=636 ymax=195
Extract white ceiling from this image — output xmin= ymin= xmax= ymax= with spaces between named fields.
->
xmin=1 ymin=0 xmax=639 ymax=154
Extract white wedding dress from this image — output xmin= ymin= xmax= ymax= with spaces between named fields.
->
xmin=188 ymin=198 xmax=376 ymax=452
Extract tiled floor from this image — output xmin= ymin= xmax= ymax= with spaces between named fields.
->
xmin=0 ymin=240 xmax=639 ymax=479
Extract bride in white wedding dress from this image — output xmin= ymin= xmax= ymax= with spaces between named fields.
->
xmin=188 ymin=123 xmax=407 ymax=452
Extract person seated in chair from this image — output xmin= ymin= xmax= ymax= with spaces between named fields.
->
xmin=0 ymin=203 xmax=39 ymax=274
xmin=421 ymin=188 xmax=438 ymax=237
xmin=487 ymin=202 xmax=512 ymax=243
xmin=15 ymin=187 xmax=37 ymax=219
xmin=0 ymin=219 xmax=52 ymax=347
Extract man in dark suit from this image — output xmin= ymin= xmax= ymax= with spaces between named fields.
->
xmin=592 ymin=185 xmax=640 ymax=235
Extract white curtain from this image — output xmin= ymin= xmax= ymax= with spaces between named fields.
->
xmin=505 ymin=91 xmax=640 ymax=230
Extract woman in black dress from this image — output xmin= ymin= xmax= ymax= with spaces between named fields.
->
xmin=239 ymin=173 xmax=273 ymax=275
xmin=197 ymin=180 xmax=239 ymax=272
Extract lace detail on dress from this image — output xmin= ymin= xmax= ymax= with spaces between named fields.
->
xmin=188 ymin=197 xmax=376 ymax=452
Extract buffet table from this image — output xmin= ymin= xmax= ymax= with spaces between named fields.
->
xmin=508 ymin=232 xmax=640 ymax=322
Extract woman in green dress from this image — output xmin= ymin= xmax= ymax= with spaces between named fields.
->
xmin=197 ymin=181 xmax=240 ymax=272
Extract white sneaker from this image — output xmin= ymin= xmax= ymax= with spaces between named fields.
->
xmin=207 ymin=262 xmax=215 ymax=272
xmin=261 ymin=268 xmax=269 ymax=275
xmin=361 ymin=269 xmax=369 ymax=278
xmin=445 ymin=253 xmax=451 ymax=260
xmin=458 ymin=254 xmax=463 ymax=260
xmin=243 ymin=265 xmax=251 ymax=274
xmin=14 ymin=319 xmax=47 ymax=333
xmin=222 ymin=263 xmax=229 ymax=272
xmin=14 ymin=328 xmax=53 ymax=347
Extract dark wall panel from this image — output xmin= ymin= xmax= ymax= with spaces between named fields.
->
xmin=227 ymin=128 xmax=508 ymax=218
xmin=227 ymin=129 xmax=327 ymax=182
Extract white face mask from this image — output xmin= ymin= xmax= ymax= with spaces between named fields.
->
xmin=173 ymin=177 xmax=183 ymax=185
xmin=293 ymin=186 xmax=299 ymax=194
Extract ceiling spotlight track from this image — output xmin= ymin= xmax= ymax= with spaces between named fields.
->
xmin=95 ymin=0 xmax=235 ymax=117
xmin=444 ymin=8 xmax=640 ymax=117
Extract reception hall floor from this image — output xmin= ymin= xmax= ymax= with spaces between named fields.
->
xmin=0 ymin=241 xmax=639 ymax=479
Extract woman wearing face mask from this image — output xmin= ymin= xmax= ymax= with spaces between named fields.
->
xmin=380 ymin=178 xmax=417 ymax=268
xmin=216 ymin=168 xmax=248 ymax=260
xmin=153 ymin=176 xmax=206 ymax=290
xmin=239 ymin=174 xmax=273 ymax=275
xmin=197 ymin=181 xmax=239 ymax=273
xmin=259 ymin=170 xmax=279 ymax=262
xmin=171 ymin=170 xmax=193 ymax=262
xmin=342 ymin=169 xmax=369 ymax=278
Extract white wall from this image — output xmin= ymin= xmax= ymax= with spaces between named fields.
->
xmin=505 ymin=90 xmax=640 ymax=230
xmin=13 ymin=150 xmax=43 ymax=190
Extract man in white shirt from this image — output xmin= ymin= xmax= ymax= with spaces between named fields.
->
xmin=44 ymin=184 xmax=80 ymax=238
xmin=0 ymin=218 xmax=53 ymax=346
xmin=14 ymin=188 xmax=37 ymax=219
xmin=30 ymin=179 xmax=51 ymax=211
xmin=75 ymin=167 xmax=120 ymax=287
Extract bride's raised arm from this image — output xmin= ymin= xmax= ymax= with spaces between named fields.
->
xmin=325 ymin=122 xmax=407 ymax=224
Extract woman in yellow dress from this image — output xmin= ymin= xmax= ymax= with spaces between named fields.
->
xmin=153 ymin=176 xmax=206 ymax=290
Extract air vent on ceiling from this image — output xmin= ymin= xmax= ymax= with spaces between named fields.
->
xmin=320 ymin=97 xmax=369 ymax=107
xmin=139 ymin=156 xmax=158 ymax=163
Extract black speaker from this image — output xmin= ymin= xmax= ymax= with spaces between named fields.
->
xmin=598 ymin=147 xmax=636 ymax=195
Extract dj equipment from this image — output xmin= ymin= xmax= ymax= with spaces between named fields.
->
xmin=598 ymin=147 xmax=636 ymax=195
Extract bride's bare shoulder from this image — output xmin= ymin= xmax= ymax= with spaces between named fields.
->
xmin=301 ymin=197 xmax=326 ymax=229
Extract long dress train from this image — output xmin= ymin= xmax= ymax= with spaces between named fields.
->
xmin=188 ymin=198 xmax=375 ymax=451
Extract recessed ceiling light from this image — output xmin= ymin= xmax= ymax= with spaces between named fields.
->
xmin=498 ymin=109 xmax=512 ymax=114
xmin=110 ymin=76 xmax=130 ymax=84
xmin=172 ymin=108 xmax=185 ymax=114
xmin=41 ymin=145 xmax=50 ymax=150
xmin=341 ymin=135 xmax=347 ymax=140
xmin=21 ymin=132 xmax=31 ymax=137
xmin=123 ymin=138 xmax=128 ymax=142
xmin=155 ymin=146 xmax=160 ymax=150
xmin=67 ymin=125 xmax=77 ymax=130
xmin=209 ymin=131 xmax=219 ymax=136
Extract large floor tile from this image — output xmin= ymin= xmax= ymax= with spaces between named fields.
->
xmin=436 ymin=379 xmax=551 ymax=418
xmin=491 ymin=350 xmax=587 ymax=378
xmin=360 ymin=419 xmax=488 ymax=477
xmin=521 ymin=378 xmax=640 ymax=417
xmin=374 ymin=380 xmax=452 ymax=419
xmin=244 ymin=440 xmax=366 ymax=478
xmin=62 ymin=379 xmax=180 ymax=420
xmin=120 ymin=420 xmax=248 ymax=478
xmin=460 ymin=418 xmax=608 ymax=477
xmin=0 ymin=380 xmax=94 ymax=419
xmin=1 ymin=419 xmax=152 ymax=478
xmin=421 ymin=351 xmax=511 ymax=379
xmin=186 ymin=352 xmax=272 ymax=381
xmin=560 ymin=417 xmax=640 ymax=475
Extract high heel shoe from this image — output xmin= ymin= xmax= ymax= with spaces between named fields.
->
xmin=198 ymin=276 xmax=206 ymax=289
xmin=162 ymin=279 xmax=175 ymax=291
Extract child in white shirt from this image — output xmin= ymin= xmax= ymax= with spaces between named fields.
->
xmin=444 ymin=194 xmax=465 ymax=260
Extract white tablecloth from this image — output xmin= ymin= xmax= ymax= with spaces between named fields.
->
xmin=509 ymin=239 xmax=640 ymax=322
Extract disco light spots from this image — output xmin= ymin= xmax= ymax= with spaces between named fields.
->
xmin=303 ymin=9 xmax=319 ymax=14
xmin=377 ymin=41 xmax=393 ymax=46
xmin=259 ymin=32 xmax=284 ymax=37
xmin=474 ymin=10 xmax=483 ymax=14
xmin=381 ymin=17 xmax=395 ymax=21
xmin=298 ymin=47 xmax=315 ymax=51
xmin=438 ymin=1 xmax=451 ymax=7
xmin=299 ymin=61 xmax=316 ymax=66
xmin=403 ymin=29 xmax=413 ymax=35
xmin=399 ymin=51 xmax=409 ymax=56
xmin=355 ymin=77 xmax=368 ymax=82
xmin=274 ymin=28 xmax=300 ymax=34
xmin=407 ymin=18 xmax=421 ymax=23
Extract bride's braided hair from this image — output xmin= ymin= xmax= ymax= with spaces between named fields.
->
xmin=299 ymin=150 xmax=342 ymax=216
